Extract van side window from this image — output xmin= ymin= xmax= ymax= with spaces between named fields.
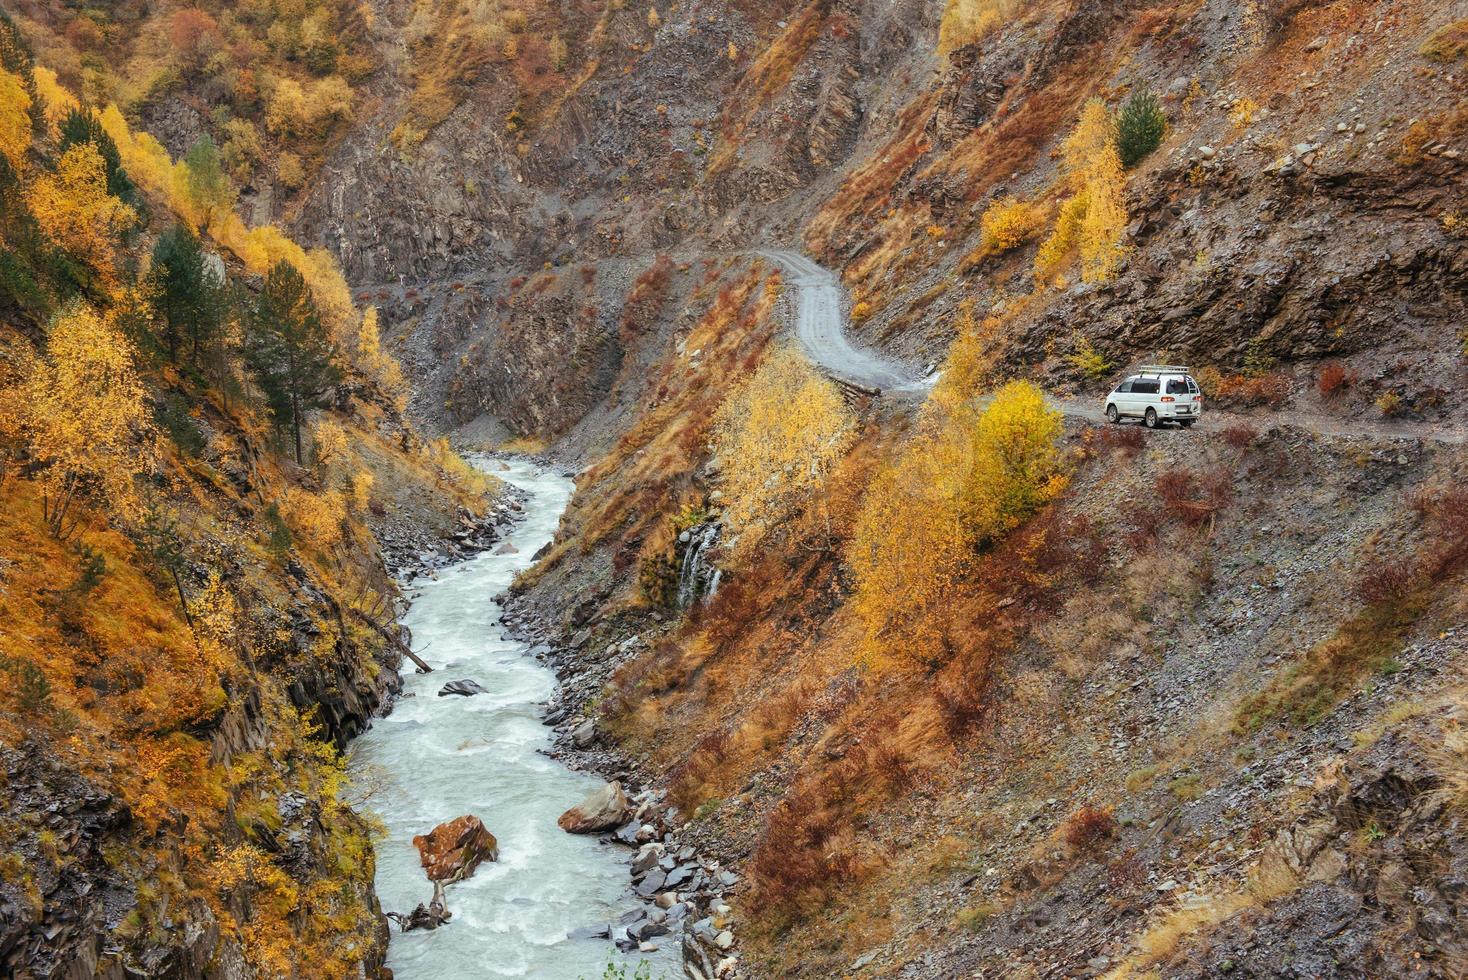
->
xmin=1117 ymin=380 xmax=1133 ymax=393
xmin=1135 ymin=379 xmax=1160 ymax=394
xmin=1167 ymin=379 xmax=1189 ymax=394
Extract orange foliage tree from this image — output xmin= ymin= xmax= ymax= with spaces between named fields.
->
xmin=0 ymin=67 xmax=32 ymax=169
xmin=1035 ymin=98 xmax=1127 ymax=285
xmin=713 ymin=347 xmax=857 ymax=553
xmin=26 ymin=142 xmax=137 ymax=281
xmin=850 ymin=380 xmax=1064 ymax=668
xmin=15 ymin=304 xmax=153 ymax=537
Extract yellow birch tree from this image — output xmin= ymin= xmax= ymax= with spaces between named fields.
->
xmin=18 ymin=304 xmax=153 ymax=537
xmin=0 ymin=67 xmax=31 ymax=171
xmin=712 ymin=347 xmax=856 ymax=553
xmin=850 ymin=380 xmax=1064 ymax=668
xmin=27 ymin=142 xmax=137 ymax=281
xmin=1034 ymin=98 xmax=1127 ymax=285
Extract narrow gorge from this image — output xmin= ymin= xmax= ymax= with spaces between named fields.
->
xmin=2 ymin=1 xmax=1466 ymax=979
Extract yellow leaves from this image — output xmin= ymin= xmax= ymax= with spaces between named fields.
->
xmin=939 ymin=0 xmax=1022 ymax=56
xmin=0 ymin=67 xmax=30 ymax=172
xmin=979 ymin=195 xmax=1043 ymax=254
xmin=1039 ymin=98 xmax=1127 ymax=284
xmin=17 ymin=304 xmax=153 ymax=534
xmin=27 ymin=143 xmax=137 ymax=280
xmin=266 ymin=75 xmax=355 ymax=137
xmin=281 ymin=486 xmax=347 ymax=553
xmin=712 ymin=347 xmax=856 ymax=553
xmin=850 ymin=380 xmax=1064 ymax=669
xmin=349 ymin=470 xmax=374 ymax=513
xmin=31 ymin=66 xmax=76 ymax=136
xmin=1035 ymin=188 xmax=1088 ymax=283
xmin=932 ymin=301 xmax=1001 ymax=410
xmin=311 ymin=417 xmax=350 ymax=471
xmin=1036 ymin=99 xmax=1128 ymax=285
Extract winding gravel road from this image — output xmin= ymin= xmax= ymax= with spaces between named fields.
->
xmin=760 ymin=249 xmax=1466 ymax=445
xmin=761 ymin=249 xmax=933 ymax=394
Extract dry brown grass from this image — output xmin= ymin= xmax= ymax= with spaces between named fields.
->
xmin=708 ymin=0 xmax=829 ymax=175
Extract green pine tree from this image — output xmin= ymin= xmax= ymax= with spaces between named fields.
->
xmin=149 ymin=223 xmax=224 ymax=365
xmin=1115 ymin=88 xmax=1166 ymax=168
xmin=245 ymin=261 xmax=341 ymax=464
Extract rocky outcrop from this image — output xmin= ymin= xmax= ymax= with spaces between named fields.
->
xmin=413 ymin=816 xmax=501 ymax=883
xmin=558 ymin=781 xmax=632 ymax=834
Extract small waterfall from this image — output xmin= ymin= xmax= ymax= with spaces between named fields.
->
xmin=676 ymin=522 xmax=722 ymax=608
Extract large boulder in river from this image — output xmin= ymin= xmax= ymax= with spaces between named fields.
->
xmin=413 ymin=815 xmax=499 ymax=881
xmin=438 ymin=679 xmax=488 ymax=697
xmin=558 ymin=781 xmax=631 ymax=834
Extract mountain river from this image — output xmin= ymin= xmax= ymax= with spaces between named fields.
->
xmin=350 ymin=458 xmax=678 ymax=979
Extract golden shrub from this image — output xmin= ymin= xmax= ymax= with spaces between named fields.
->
xmin=979 ymin=195 xmax=1042 ymax=254
xmin=938 ymin=0 xmax=1022 ymax=55
xmin=0 ymin=68 xmax=29 ymax=172
xmin=281 ymin=486 xmax=348 ymax=553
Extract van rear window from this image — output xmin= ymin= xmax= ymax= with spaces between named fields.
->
xmin=1167 ymin=379 xmax=1190 ymax=394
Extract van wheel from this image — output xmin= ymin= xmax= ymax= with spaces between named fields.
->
xmin=1145 ymin=408 xmax=1159 ymax=429
xmin=1106 ymin=404 xmax=1119 ymax=424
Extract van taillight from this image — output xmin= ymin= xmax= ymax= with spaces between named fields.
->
xmin=1161 ymin=396 xmax=1175 ymax=403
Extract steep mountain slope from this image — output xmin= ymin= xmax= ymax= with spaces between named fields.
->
xmin=0 ymin=16 xmax=503 ymax=978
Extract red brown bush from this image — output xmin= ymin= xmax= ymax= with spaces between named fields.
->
xmin=1157 ymin=468 xmax=1233 ymax=527
xmin=1063 ymin=806 xmax=1117 ymax=853
xmin=1101 ymin=425 xmax=1145 ymax=454
xmin=1355 ymin=560 xmax=1418 ymax=606
xmin=1317 ymin=362 xmax=1356 ymax=398
xmin=1222 ymin=423 xmax=1259 ymax=448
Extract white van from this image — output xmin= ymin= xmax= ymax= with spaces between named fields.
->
xmin=1105 ymin=366 xmax=1203 ymax=428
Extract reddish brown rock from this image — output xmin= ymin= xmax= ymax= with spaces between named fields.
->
xmin=412 ymin=815 xmax=499 ymax=882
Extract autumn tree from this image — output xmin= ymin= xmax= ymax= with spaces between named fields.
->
xmin=0 ymin=12 xmax=40 ymax=134
xmin=59 ymin=107 xmax=136 ymax=204
xmin=16 ymin=304 xmax=153 ymax=538
xmin=0 ymin=67 xmax=29 ymax=172
xmin=1035 ymin=98 xmax=1127 ymax=285
xmin=245 ymin=261 xmax=341 ymax=464
xmin=149 ymin=222 xmax=225 ymax=364
xmin=850 ymin=380 xmax=1064 ymax=668
xmin=713 ymin=347 xmax=856 ymax=553
xmin=170 ymin=7 xmax=223 ymax=70
xmin=355 ymin=306 xmax=406 ymax=404
xmin=27 ymin=142 xmax=137 ymax=283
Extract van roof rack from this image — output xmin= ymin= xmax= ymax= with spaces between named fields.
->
xmin=1135 ymin=364 xmax=1192 ymax=375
